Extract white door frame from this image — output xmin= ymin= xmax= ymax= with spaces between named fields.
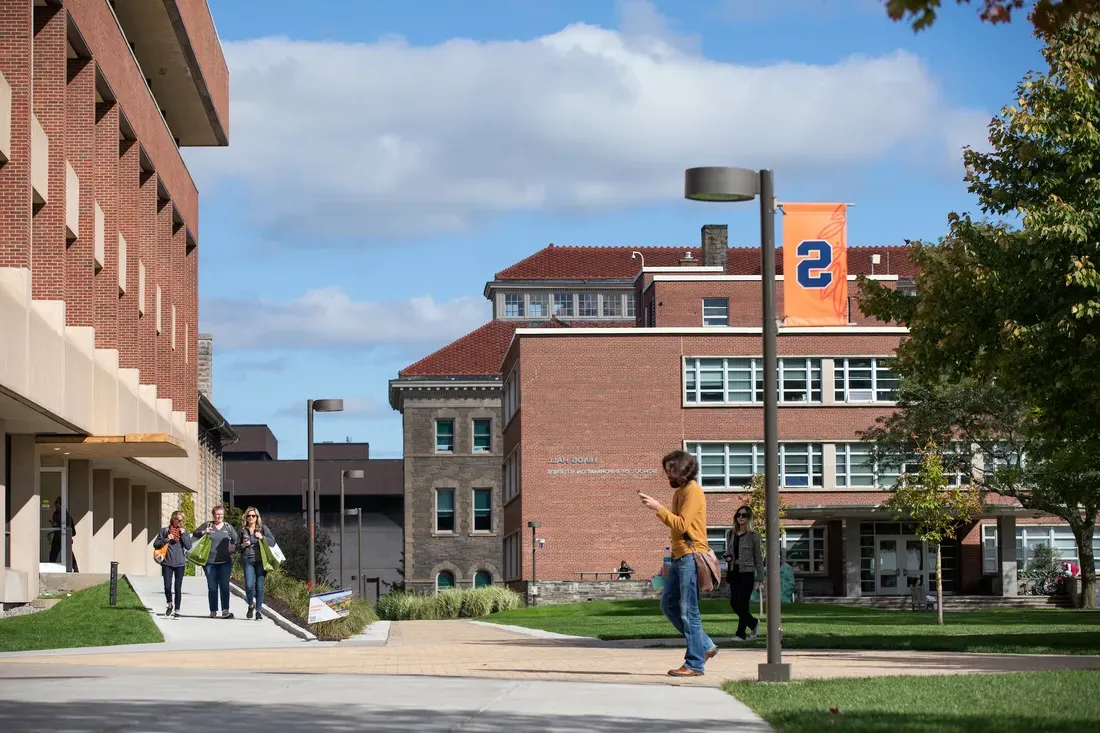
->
xmin=38 ymin=463 xmax=69 ymax=573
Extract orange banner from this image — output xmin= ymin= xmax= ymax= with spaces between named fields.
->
xmin=781 ymin=203 xmax=848 ymax=327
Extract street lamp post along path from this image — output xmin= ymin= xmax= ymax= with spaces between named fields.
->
xmin=340 ymin=469 xmax=365 ymax=591
xmin=684 ymin=166 xmax=790 ymax=683
xmin=307 ymin=398 xmax=344 ymax=590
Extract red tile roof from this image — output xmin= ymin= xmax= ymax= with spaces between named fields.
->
xmin=398 ymin=318 xmax=633 ymax=378
xmin=494 ymin=245 xmax=917 ymax=280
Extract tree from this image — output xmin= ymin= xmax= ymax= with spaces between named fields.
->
xmin=883 ymin=440 xmax=983 ymax=624
xmin=883 ymin=0 xmax=1100 ymax=34
xmin=859 ymin=12 xmax=1100 ymax=608
xmin=745 ymin=474 xmax=789 ymax=614
xmin=263 ymin=515 xmax=334 ymax=584
xmin=180 ymin=494 xmax=197 ymax=577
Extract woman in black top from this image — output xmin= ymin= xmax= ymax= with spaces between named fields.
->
xmin=723 ymin=505 xmax=764 ymax=641
xmin=154 ymin=511 xmax=193 ymax=617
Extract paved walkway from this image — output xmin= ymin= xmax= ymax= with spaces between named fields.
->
xmin=125 ymin=573 xmax=307 ymax=649
xmin=0 ymin=665 xmax=768 ymax=732
xmin=4 ymin=618 xmax=1099 ymax=687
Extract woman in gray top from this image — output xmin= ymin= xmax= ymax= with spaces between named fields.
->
xmin=154 ymin=510 xmax=193 ymax=618
xmin=239 ymin=507 xmax=276 ymax=621
xmin=194 ymin=505 xmax=239 ymax=619
xmin=723 ymin=505 xmax=764 ymax=641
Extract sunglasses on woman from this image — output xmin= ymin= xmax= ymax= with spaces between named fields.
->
xmin=735 ymin=513 xmax=748 ymax=519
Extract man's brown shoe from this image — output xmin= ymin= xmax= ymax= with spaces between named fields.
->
xmin=705 ymin=646 xmax=719 ymax=661
xmin=668 ymin=666 xmax=704 ymax=677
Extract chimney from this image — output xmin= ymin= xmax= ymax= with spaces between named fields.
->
xmin=679 ymin=250 xmax=700 ymax=267
xmin=198 ymin=333 xmax=213 ymax=400
xmin=701 ymin=225 xmax=728 ymax=272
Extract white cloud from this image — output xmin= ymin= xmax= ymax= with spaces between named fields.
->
xmin=271 ymin=396 xmax=387 ymax=420
xmin=201 ymin=288 xmax=491 ymax=350
xmin=186 ymin=2 xmax=988 ymax=240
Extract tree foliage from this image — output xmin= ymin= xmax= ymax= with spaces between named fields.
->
xmin=745 ymin=473 xmax=788 ymax=548
xmin=859 ymin=14 xmax=1100 ymax=607
xmin=883 ymin=0 xmax=1100 ymax=34
xmin=263 ymin=515 xmax=334 ymax=584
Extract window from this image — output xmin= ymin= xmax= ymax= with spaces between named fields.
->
xmin=837 ymin=443 xmax=970 ymax=488
xmin=503 ymin=368 xmax=519 ymax=425
xmin=503 ymin=450 xmax=521 ymax=503
xmin=983 ymin=524 xmax=1100 ymax=573
xmin=436 ymin=570 xmax=455 ymax=591
xmin=474 ymin=570 xmax=493 ymax=588
xmin=783 ymin=527 xmax=827 ymax=573
xmin=504 ymin=293 xmax=524 ymax=318
xmin=602 ymin=293 xmax=623 ymax=317
xmin=707 ymin=528 xmax=728 ymax=557
xmin=834 ymin=358 xmax=899 ymax=402
xmin=529 ymin=293 xmax=550 ymax=318
xmin=645 ymin=304 xmax=655 ymax=327
xmin=435 ymin=489 xmax=455 ymax=533
xmin=473 ymin=488 xmax=493 ymax=532
xmin=625 ymin=296 xmax=636 ymax=318
xmin=553 ymin=293 xmax=574 ymax=317
xmin=435 ymin=419 xmax=455 ymax=453
xmin=503 ymin=531 xmax=521 ymax=581
xmin=702 ymin=298 xmax=729 ymax=326
xmin=578 ymin=292 xmax=598 ymax=317
xmin=686 ymin=442 xmax=823 ymax=488
xmin=472 ymin=419 xmax=492 ymax=453
xmin=684 ymin=358 xmax=822 ymax=404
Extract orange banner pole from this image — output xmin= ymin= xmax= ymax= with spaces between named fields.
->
xmin=781 ymin=203 xmax=848 ymax=327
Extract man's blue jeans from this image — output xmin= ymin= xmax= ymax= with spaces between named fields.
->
xmin=205 ymin=561 xmax=232 ymax=613
xmin=660 ymin=554 xmax=716 ymax=673
xmin=243 ymin=561 xmax=267 ymax=611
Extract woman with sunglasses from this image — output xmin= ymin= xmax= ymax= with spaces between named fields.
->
xmin=723 ymin=505 xmax=764 ymax=641
xmin=154 ymin=510 xmax=193 ymax=618
xmin=239 ymin=507 xmax=276 ymax=621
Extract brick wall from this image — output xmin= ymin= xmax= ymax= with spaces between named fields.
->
xmin=0 ymin=1 xmax=32 ymax=269
xmin=0 ymin=3 xmax=203 ymax=424
xmin=502 ymin=331 xmax=909 ymax=582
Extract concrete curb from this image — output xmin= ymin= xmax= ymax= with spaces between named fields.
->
xmin=228 ymin=582 xmax=317 ymax=642
xmin=470 ymin=620 xmax=589 ymax=641
xmin=344 ymin=620 xmax=391 ymax=646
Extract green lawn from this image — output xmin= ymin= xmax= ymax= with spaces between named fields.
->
xmin=0 ymin=581 xmax=163 ymax=652
xmin=725 ymin=671 xmax=1100 ymax=733
xmin=488 ymin=599 xmax=1100 ymax=654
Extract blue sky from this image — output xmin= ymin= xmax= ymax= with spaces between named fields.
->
xmin=188 ymin=0 xmax=1039 ymax=459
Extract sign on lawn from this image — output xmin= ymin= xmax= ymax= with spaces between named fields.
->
xmin=307 ymin=589 xmax=353 ymax=624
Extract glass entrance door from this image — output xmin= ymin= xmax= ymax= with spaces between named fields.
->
xmin=38 ymin=467 xmax=69 ymax=573
xmin=877 ymin=536 xmax=927 ymax=595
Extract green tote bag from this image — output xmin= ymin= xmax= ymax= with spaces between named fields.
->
xmin=187 ymin=534 xmax=212 ymax=566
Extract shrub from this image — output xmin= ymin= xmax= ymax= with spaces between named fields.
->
xmin=1023 ymin=543 xmax=1062 ymax=580
xmin=375 ymin=587 xmax=523 ymax=621
xmin=261 ymin=515 xmax=333 ymax=584
xmin=180 ymin=493 xmax=196 ymax=577
xmin=229 ymin=564 xmax=375 ymax=641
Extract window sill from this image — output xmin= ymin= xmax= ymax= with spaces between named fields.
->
xmin=432 ymin=530 xmax=457 ymax=537
xmin=470 ymin=531 xmax=498 ymax=538
xmin=473 ymin=450 xmax=492 ymax=455
xmin=434 ymin=450 xmax=455 ymax=455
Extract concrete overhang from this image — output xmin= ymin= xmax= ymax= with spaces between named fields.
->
xmin=110 ymin=0 xmax=229 ymax=147
xmin=36 ymin=433 xmax=188 ymax=459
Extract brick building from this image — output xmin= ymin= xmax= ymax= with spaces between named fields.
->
xmin=223 ymin=426 xmax=404 ymax=602
xmin=0 ymin=0 xmax=228 ymax=604
xmin=393 ymin=225 xmax=1098 ymax=602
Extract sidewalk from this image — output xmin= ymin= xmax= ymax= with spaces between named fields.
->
xmin=4 ymin=619 xmax=1099 ymax=686
xmin=126 ymin=573 xmax=308 ymax=649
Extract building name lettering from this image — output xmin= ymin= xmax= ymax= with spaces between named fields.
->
xmin=547 ymin=467 xmax=659 ymax=476
xmin=547 ymin=457 xmax=599 ymax=464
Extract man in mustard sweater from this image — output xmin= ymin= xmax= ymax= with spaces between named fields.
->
xmin=639 ymin=450 xmax=719 ymax=677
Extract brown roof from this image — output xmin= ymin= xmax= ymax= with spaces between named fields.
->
xmin=398 ymin=318 xmax=633 ymax=378
xmin=494 ymin=245 xmax=917 ymax=280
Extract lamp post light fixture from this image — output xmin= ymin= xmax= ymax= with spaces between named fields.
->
xmin=306 ymin=398 xmax=344 ymax=589
xmin=684 ymin=166 xmax=789 ymax=683
xmin=340 ymin=469 xmax=365 ymax=591
xmin=345 ymin=508 xmax=363 ymax=598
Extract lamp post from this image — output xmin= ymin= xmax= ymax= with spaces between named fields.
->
xmin=346 ymin=508 xmax=363 ymax=598
xmin=684 ymin=166 xmax=789 ymax=683
xmin=340 ymin=469 xmax=365 ymax=590
xmin=528 ymin=520 xmax=541 ymax=606
xmin=306 ymin=398 xmax=344 ymax=589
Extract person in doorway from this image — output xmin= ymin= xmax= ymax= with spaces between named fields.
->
xmin=194 ymin=505 xmax=238 ymax=619
xmin=48 ymin=497 xmax=78 ymax=572
xmin=239 ymin=507 xmax=275 ymax=621
xmin=154 ymin=510 xmax=193 ymax=617
xmin=723 ymin=505 xmax=763 ymax=642
xmin=638 ymin=450 xmax=719 ymax=678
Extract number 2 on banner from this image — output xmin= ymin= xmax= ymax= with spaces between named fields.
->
xmin=795 ymin=239 xmax=833 ymax=289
